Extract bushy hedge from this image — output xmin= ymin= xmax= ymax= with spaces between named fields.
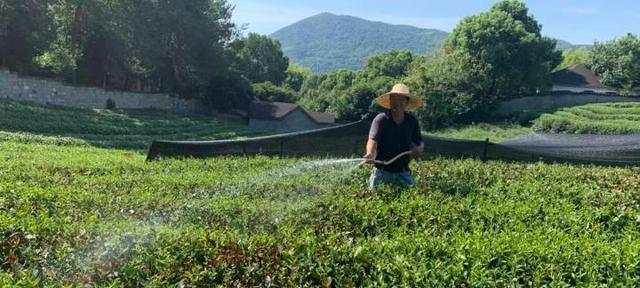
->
xmin=533 ymin=102 xmax=640 ymax=134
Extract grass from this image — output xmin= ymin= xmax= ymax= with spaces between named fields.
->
xmin=4 ymin=99 xmax=640 ymax=286
xmin=0 ymin=99 xmax=265 ymax=150
xmin=533 ymin=102 xmax=640 ymax=135
xmin=426 ymin=122 xmax=532 ymax=142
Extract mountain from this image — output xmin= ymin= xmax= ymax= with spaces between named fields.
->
xmin=270 ymin=13 xmax=448 ymax=73
xmin=556 ymin=39 xmax=593 ymax=51
xmin=271 ymin=12 xmax=589 ymax=73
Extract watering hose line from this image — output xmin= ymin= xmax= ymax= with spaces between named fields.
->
xmin=359 ymin=150 xmax=413 ymax=167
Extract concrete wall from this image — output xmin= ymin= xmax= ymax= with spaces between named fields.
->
xmin=248 ymin=108 xmax=334 ymax=133
xmin=0 ymin=70 xmax=207 ymax=114
xmin=496 ymin=92 xmax=640 ymax=116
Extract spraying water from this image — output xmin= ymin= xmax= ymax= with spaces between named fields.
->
xmin=58 ymin=152 xmax=412 ymax=282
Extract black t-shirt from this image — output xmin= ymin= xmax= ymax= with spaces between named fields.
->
xmin=368 ymin=112 xmax=423 ymax=173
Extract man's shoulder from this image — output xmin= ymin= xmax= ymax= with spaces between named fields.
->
xmin=372 ymin=112 xmax=389 ymax=122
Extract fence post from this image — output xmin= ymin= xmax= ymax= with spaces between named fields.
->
xmin=482 ymin=138 xmax=489 ymax=162
xmin=354 ymin=136 xmax=365 ymax=157
xmin=280 ymin=139 xmax=284 ymax=156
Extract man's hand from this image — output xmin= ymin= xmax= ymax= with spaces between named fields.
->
xmin=411 ymin=142 xmax=424 ymax=157
xmin=362 ymin=152 xmax=376 ymax=164
xmin=363 ymin=139 xmax=378 ymax=164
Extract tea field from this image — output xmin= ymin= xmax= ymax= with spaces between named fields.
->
xmin=3 ymin=100 xmax=640 ymax=286
xmin=427 ymin=122 xmax=532 ymax=142
xmin=0 ymin=100 xmax=264 ymax=150
xmin=533 ymin=102 xmax=640 ymax=135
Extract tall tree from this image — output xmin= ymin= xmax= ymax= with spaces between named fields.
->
xmin=0 ymin=0 xmax=53 ymax=73
xmin=283 ymin=63 xmax=313 ymax=92
xmin=359 ymin=50 xmax=414 ymax=81
xmin=232 ymin=33 xmax=289 ymax=85
xmin=444 ymin=0 xmax=562 ymax=101
xmin=590 ymin=34 xmax=640 ymax=94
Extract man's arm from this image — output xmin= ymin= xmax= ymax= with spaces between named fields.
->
xmin=364 ymin=114 xmax=383 ymax=164
xmin=363 ymin=138 xmax=378 ymax=163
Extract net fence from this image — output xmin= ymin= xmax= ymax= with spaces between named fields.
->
xmin=147 ymin=121 xmax=640 ymax=167
xmin=146 ymin=121 xmax=370 ymax=161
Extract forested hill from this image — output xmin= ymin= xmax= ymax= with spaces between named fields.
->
xmin=271 ymin=12 xmax=588 ymax=73
xmin=270 ymin=13 xmax=448 ymax=73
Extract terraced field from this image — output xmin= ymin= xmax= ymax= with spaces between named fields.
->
xmin=533 ymin=102 xmax=640 ymax=135
xmin=0 ymin=100 xmax=263 ymax=150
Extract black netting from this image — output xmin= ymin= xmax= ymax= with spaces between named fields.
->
xmin=147 ymin=122 xmax=640 ymax=167
xmin=146 ymin=121 xmax=369 ymax=160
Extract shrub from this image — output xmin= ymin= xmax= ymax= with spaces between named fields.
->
xmin=532 ymin=102 xmax=640 ymax=134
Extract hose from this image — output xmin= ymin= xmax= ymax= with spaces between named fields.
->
xmin=359 ymin=150 xmax=413 ymax=166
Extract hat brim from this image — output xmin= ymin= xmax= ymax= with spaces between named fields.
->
xmin=376 ymin=92 xmax=423 ymax=111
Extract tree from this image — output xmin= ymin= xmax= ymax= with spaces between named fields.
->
xmin=251 ymin=82 xmax=297 ymax=103
xmin=332 ymin=83 xmax=384 ymax=121
xmin=401 ymin=0 xmax=563 ymax=128
xmin=443 ymin=0 xmax=562 ymax=101
xmin=557 ymin=48 xmax=592 ymax=70
xmin=298 ymin=69 xmax=357 ymax=113
xmin=232 ymin=33 xmax=289 ymax=85
xmin=490 ymin=0 xmax=541 ymax=35
xmin=283 ymin=63 xmax=313 ymax=92
xmin=125 ymin=0 xmax=237 ymax=97
xmin=405 ymin=52 xmax=486 ymax=128
xmin=590 ymin=34 xmax=640 ymax=94
xmin=359 ymin=50 xmax=414 ymax=81
xmin=0 ymin=0 xmax=53 ymax=74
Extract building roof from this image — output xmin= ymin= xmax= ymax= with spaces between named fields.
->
xmin=551 ymin=64 xmax=604 ymax=89
xmin=305 ymin=110 xmax=336 ymax=124
xmin=249 ymin=101 xmax=335 ymax=124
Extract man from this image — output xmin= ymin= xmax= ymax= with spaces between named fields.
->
xmin=363 ymin=83 xmax=424 ymax=189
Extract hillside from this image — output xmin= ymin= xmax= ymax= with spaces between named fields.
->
xmin=270 ymin=13 xmax=448 ymax=73
xmin=271 ymin=13 xmax=588 ymax=73
xmin=556 ymin=39 xmax=593 ymax=51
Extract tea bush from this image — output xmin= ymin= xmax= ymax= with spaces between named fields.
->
xmin=533 ymin=102 xmax=640 ymax=134
xmin=0 ymin=100 xmax=264 ymax=150
xmin=3 ymin=99 xmax=640 ymax=286
xmin=2 ymin=137 xmax=640 ymax=286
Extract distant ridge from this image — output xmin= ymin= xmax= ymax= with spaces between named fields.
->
xmin=271 ymin=12 xmax=588 ymax=73
xmin=270 ymin=13 xmax=448 ymax=73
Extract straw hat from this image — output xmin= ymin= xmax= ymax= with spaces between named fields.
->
xmin=375 ymin=83 xmax=423 ymax=111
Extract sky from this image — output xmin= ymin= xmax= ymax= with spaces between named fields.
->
xmin=230 ymin=0 xmax=640 ymax=45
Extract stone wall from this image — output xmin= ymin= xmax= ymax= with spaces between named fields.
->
xmin=496 ymin=92 xmax=640 ymax=116
xmin=0 ymin=70 xmax=206 ymax=114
